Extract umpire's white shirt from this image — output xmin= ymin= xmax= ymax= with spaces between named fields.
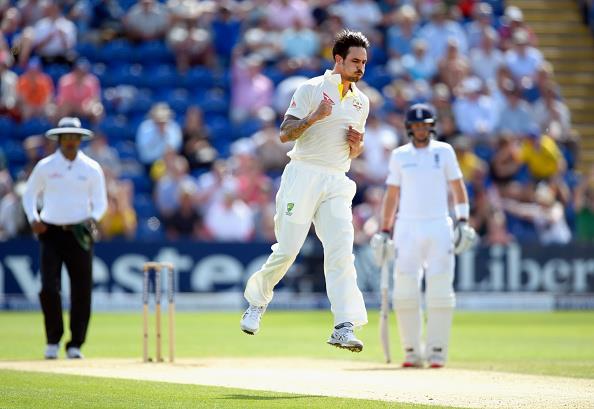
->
xmin=386 ymin=140 xmax=462 ymax=220
xmin=22 ymin=150 xmax=108 ymax=225
xmin=285 ymin=70 xmax=370 ymax=173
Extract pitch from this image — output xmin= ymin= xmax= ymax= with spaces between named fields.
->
xmin=0 ymin=310 xmax=592 ymax=408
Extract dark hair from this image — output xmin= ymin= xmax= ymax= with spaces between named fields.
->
xmin=332 ymin=30 xmax=370 ymax=60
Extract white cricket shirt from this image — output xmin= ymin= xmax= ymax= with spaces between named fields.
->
xmin=285 ymin=70 xmax=370 ymax=172
xmin=22 ymin=150 xmax=108 ymax=225
xmin=386 ymin=140 xmax=462 ymax=220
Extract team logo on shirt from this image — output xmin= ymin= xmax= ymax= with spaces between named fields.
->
xmin=286 ymin=203 xmax=295 ymax=216
xmin=290 ymin=99 xmax=297 ymax=108
xmin=434 ymin=153 xmax=440 ymax=168
xmin=322 ymin=92 xmax=335 ymax=105
xmin=352 ymin=99 xmax=363 ymax=112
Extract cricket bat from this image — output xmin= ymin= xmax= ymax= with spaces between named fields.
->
xmin=379 ymin=257 xmax=391 ymax=364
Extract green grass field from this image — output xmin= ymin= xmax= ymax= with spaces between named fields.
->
xmin=1 ymin=310 xmax=593 ymax=408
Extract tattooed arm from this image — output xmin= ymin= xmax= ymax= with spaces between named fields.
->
xmin=279 ymin=99 xmax=333 ymax=143
xmin=279 ymin=115 xmax=314 ymax=143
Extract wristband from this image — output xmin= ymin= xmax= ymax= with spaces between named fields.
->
xmin=454 ymin=203 xmax=469 ymax=220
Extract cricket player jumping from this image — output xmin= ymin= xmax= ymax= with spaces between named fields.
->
xmin=371 ymin=104 xmax=476 ymax=367
xmin=241 ymin=30 xmax=371 ymax=352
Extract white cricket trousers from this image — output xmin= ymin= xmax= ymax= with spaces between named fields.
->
xmin=392 ymin=217 xmax=456 ymax=362
xmin=393 ymin=217 xmax=455 ymax=280
xmin=244 ymin=160 xmax=368 ymax=327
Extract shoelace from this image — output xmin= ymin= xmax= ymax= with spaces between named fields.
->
xmin=333 ymin=326 xmax=354 ymax=342
xmin=245 ymin=305 xmax=265 ymax=318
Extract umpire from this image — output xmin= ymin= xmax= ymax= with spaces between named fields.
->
xmin=22 ymin=117 xmax=107 ymax=359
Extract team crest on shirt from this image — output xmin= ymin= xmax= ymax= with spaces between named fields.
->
xmin=290 ymin=99 xmax=297 ymax=108
xmin=322 ymin=92 xmax=335 ymax=105
xmin=433 ymin=153 xmax=440 ymax=168
xmin=286 ymin=202 xmax=295 ymax=216
xmin=352 ymin=99 xmax=363 ymax=112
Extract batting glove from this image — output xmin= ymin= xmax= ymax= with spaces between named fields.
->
xmin=370 ymin=231 xmax=395 ymax=266
xmin=453 ymin=220 xmax=477 ymax=254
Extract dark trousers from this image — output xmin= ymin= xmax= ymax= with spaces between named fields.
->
xmin=38 ymin=224 xmax=93 ymax=349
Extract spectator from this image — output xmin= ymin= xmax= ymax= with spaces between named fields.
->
xmin=19 ymin=1 xmax=77 ymax=66
xmin=330 ymin=0 xmax=381 ymax=34
xmin=230 ymin=141 xmax=273 ymax=209
xmin=515 ymin=127 xmax=566 ymax=181
xmin=452 ymin=76 xmax=498 ymax=140
xmin=99 ymin=183 xmax=137 ymax=240
xmin=386 ymin=5 xmax=419 ymax=58
xmin=417 ymin=2 xmax=468 ymax=62
xmin=502 ymin=182 xmax=572 ymax=245
xmin=62 ymin=0 xmax=92 ymax=37
xmin=0 ymin=170 xmax=28 ymax=240
xmin=278 ymin=19 xmax=321 ymax=74
xmin=430 ymin=83 xmax=456 ymax=141
xmin=451 ymin=135 xmax=487 ymax=184
xmin=252 ymin=182 xmax=276 ymax=242
xmin=352 ymin=185 xmax=383 ymax=245
xmin=574 ymin=165 xmax=594 ymax=243
xmin=17 ymin=135 xmax=55 ymax=182
xmin=504 ymin=29 xmax=544 ymax=84
xmin=16 ymin=57 xmax=54 ymax=120
xmin=489 ymin=133 xmax=522 ymax=188
xmin=154 ymin=153 xmax=197 ymax=219
xmin=88 ymin=0 xmax=125 ymax=42
xmin=163 ymin=181 xmax=203 ymax=240
xmin=483 ymin=209 xmax=515 ymax=246
xmin=496 ymin=80 xmax=533 ymax=136
xmin=56 ymin=58 xmax=104 ymax=124
xmin=532 ymin=81 xmax=572 ymax=143
xmin=240 ymin=17 xmax=281 ymax=64
xmin=1 ymin=7 xmax=23 ymax=54
xmin=437 ymin=38 xmax=470 ymax=91
xmin=498 ymin=5 xmax=537 ymax=51
xmin=124 ymin=0 xmax=170 ymax=42
xmin=204 ymin=182 xmax=254 ymax=242
xmin=250 ymin=107 xmax=291 ymax=175
xmin=16 ymin=0 xmax=45 ymax=27
xmin=231 ymin=53 xmax=274 ymax=124
xmin=358 ymin=113 xmax=399 ymax=185
xmin=0 ymin=50 xmax=18 ymax=119
xmin=400 ymin=38 xmax=437 ymax=81
xmin=83 ymin=131 xmax=122 ymax=179
xmin=136 ymin=103 xmax=182 ymax=166
xmin=466 ymin=2 xmax=495 ymax=49
xmin=265 ymin=0 xmax=313 ymax=31
xmin=469 ymin=27 xmax=504 ymax=89
xmin=181 ymin=105 xmax=217 ymax=171
xmin=195 ymin=158 xmax=233 ymax=212
xmin=166 ymin=5 xmax=215 ymax=72
xmin=211 ymin=4 xmax=242 ymax=67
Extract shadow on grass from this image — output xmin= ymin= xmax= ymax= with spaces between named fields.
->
xmin=220 ymin=394 xmax=322 ymax=401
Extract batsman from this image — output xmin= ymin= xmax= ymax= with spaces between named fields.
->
xmin=371 ymin=104 xmax=476 ymax=368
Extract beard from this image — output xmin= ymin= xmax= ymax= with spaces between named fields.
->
xmin=347 ymin=72 xmax=363 ymax=82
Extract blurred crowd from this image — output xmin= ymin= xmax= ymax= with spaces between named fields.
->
xmin=1 ymin=0 xmax=594 ymax=245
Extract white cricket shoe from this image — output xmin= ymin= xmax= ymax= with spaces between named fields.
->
xmin=327 ymin=322 xmax=363 ymax=352
xmin=66 ymin=347 xmax=84 ymax=359
xmin=240 ymin=304 xmax=267 ymax=335
xmin=44 ymin=344 xmax=59 ymax=360
xmin=402 ymin=353 xmax=424 ymax=368
xmin=428 ymin=352 xmax=445 ymax=368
